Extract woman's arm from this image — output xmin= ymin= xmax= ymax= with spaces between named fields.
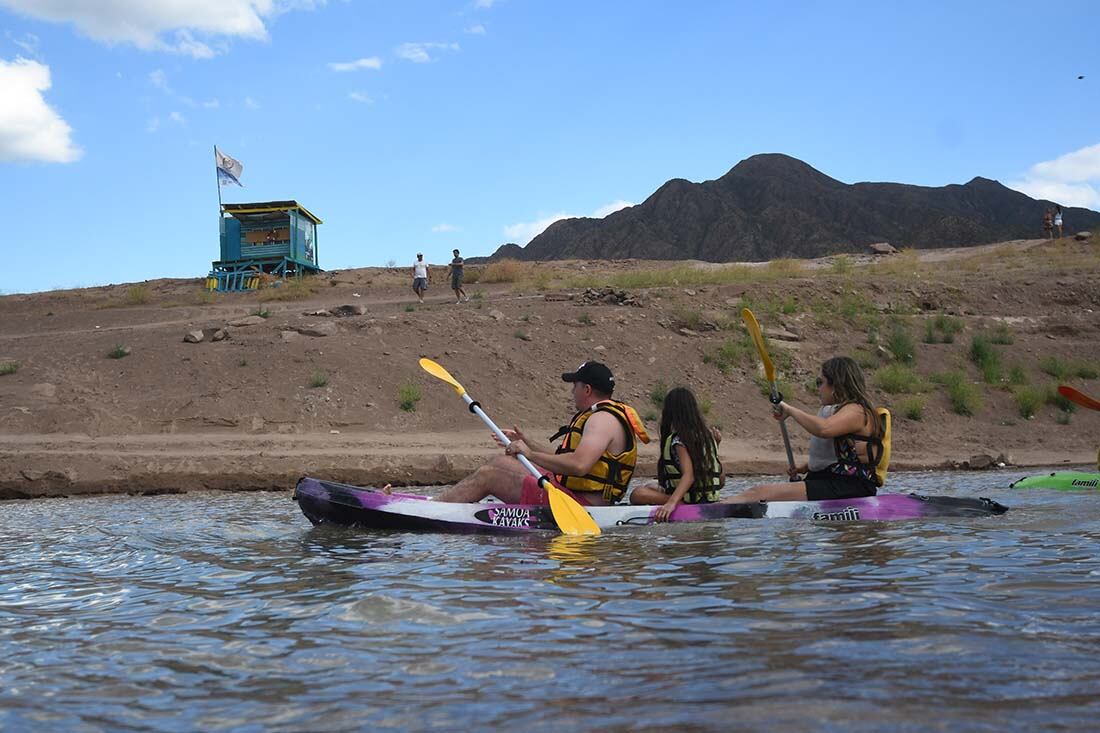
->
xmin=779 ymin=402 xmax=866 ymax=438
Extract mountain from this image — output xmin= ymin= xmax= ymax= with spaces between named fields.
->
xmin=486 ymin=154 xmax=1100 ymax=262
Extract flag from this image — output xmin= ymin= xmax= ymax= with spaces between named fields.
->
xmin=215 ymin=147 xmax=243 ymax=187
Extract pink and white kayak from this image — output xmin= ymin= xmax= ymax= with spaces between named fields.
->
xmin=293 ymin=477 xmax=1008 ymax=534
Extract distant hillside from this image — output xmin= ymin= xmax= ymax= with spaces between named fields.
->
xmin=487 ymin=154 xmax=1100 ymax=262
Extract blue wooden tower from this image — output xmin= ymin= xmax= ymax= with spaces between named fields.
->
xmin=207 ymin=201 xmax=323 ymax=291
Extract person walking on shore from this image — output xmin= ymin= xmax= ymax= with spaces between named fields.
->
xmin=412 ymin=253 xmax=429 ymax=304
xmin=448 ymin=249 xmax=469 ymax=303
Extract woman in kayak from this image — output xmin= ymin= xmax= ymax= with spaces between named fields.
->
xmin=722 ymin=356 xmax=886 ymax=504
xmin=630 ymin=387 xmax=723 ymax=520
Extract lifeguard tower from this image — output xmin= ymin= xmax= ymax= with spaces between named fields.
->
xmin=207 ymin=201 xmax=323 ymax=291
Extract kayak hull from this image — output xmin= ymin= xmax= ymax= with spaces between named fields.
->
xmin=293 ymin=477 xmax=1008 ymax=534
xmin=1009 ymin=471 xmax=1100 ymax=490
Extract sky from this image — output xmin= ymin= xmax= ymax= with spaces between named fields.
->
xmin=1 ymin=0 xmax=1098 ymax=294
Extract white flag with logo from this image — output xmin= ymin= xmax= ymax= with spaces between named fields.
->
xmin=215 ymin=147 xmax=243 ymax=187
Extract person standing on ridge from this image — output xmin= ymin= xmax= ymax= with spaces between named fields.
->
xmin=1042 ymin=208 xmax=1054 ymax=240
xmin=448 ymin=249 xmax=469 ymax=303
xmin=412 ymin=253 xmax=429 ymax=304
xmin=1054 ymin=206 xmax=1064 ymax=238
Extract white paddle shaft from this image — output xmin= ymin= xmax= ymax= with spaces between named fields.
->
xmin=461 ymin=392 xmax=544 ymax=481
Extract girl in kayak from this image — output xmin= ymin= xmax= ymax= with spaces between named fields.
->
xmin=630 ymin=387 xmax=723 ymax=521
xmin=722 ymin=356 xmax=886 ymax=504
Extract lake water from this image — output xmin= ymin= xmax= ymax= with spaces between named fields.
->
xmin=1 ymin=469 xmax=1098 ymax=732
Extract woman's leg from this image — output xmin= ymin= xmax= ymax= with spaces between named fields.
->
xmin=721 ymin=481 xmax=808 ymax=503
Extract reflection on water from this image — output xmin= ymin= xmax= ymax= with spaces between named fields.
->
xmin=2 ymin=470 xmax=1100 ymax=731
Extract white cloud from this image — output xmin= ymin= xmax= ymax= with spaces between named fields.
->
xmin=466 ymin=24 xmax=486 ymax=35
xmin=1009 ymin=143 xmax=1100 ymax=209
xmin=504 ymin=200 xmax=634 ymax=244
xmin=0 ymin=0 xmax=319 ymax=57
xmin=395 ymin=42 xmax=459 ymax=64
xmin=0 ymin=57 xmax=81 ymax=163
xmin=474 ymin=0 xmax=498 ymax=8
xmin=202 ymin=98 xmax=219 ymax=108
xmin=348 ymin=90 xmax=371 ymax=103
xmin=168 ymin=110 xmax=185 ymax=124
xmin=244 ymin=96 xmax=259 ymax=109
xmin=328 ymin=56 xmax=382 ymax=72
xmin=432 ymin=223 xmax=459 ymax=233
xmin=146 ymin=116 xmax=160 ymax=132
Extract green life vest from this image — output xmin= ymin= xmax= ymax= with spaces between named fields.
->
xmin=656 ymin=433 xmax=723 ymax=504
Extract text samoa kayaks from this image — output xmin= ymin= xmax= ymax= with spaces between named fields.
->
xmin=1009 ymin=471 xmax=1100 ymax=491
xmin=293 ymin=477 xmax=1008 ymax=534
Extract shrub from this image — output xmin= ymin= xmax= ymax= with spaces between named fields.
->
xmin=643 ymin=410 xmax=658 ymax=423
xmin=405 ymin=304 xmax=416 ymax=312
xmin=875 ymin=364 xmax=924 ymax=394
xmin=309 ymin=371 xmax=328 ymax=388
xmin=830 ymin=255 xmax=853 ymax=274
xmin=479 ymin=258 xmax=527 ymax=283
xmin=698 ymin=396 xmax=713 ymax=415
xmin=257 ymin=275 xmax=318 ymax=302
xmin=1045 ymin=384 xmax=1076 ymax=413
xmin=704 ymin=336 xmax=754 ymax=374
xmin=1013 ymin=386 xmax=1044 ymax=418
xmin=126 ymin=285 xmax=150 ymax=305
xmin=1056 ymin=410 xmax=1073 ymax=425
xmin=107 ymin=345 xmax=130 ymax=359
xmin=577 ymin=312 xmax=593 ymax=326
xmin=254 ymin=307 xmax=270 ymax=318
xmin=1074 ymin=363 xmax=1099 ymax=380
xmin=463 ymin=268 xmax=481 ymax=284
xmin=933 ymin=371 xmax=981 ymax=416
xmin=649 ymin=380 xmax=669 ymax=407
xmin=238 ymin=358 xmax=248 ymax=367
xmin=990 ymin=323 xmax=1015 ymax=345
xmin=0 ymin=361 xmax=18 ymax=376
xmin=399 ymin=382 xmax=421 ymax=412
xmin=886 ymin=322 xmax=915 ymax=364
xmin=1038 ymin=356 xmax=1070 ymax=380
xmin=925 ymin=314 xmax=963 ymax=344
xmin=513 ymin=330 xmax=531 ymax=341
xmin=1007 ymin=364 xmax=1028 ymax=386
xmin=969 ymin=334 xmax=1001 ymax=383
xmin=897 ymin=396 xmax=925 ymax=421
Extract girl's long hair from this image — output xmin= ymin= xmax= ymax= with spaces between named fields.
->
xmin=659 ymin=387 xmax=717 ymax=488
xmin=821 ymin=356 xmax=881 ymax=438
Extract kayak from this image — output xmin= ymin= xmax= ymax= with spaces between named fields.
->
xmin=1009 ymin=471 xmax=1100 ymax=490
xmin=293 ymin=477 xmax=1009 ymax=534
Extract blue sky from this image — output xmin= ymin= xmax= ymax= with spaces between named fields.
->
xmin=1 ymin=1 xmax=1098 ymax=294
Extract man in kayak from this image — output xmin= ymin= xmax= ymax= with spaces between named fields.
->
xmin=436 ymin=361 xmax=648 ymax=506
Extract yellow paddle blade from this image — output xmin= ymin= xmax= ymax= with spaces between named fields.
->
xmin=418 ymin=357 xmax=466 ymax=396
xmin=546 ymin=484 xmax=601 ymax=536
xmin=741 ymin=308 xmax=775 ymax=382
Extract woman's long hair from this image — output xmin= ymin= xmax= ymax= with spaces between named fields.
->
xmin=659 ymin=387 xmax=717 ymax=489
xmin=821 ymin=356 xmax=881 ymax=438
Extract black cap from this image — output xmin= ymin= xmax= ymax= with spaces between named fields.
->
xmin=562 ymin=361 xmax=615 ymax=394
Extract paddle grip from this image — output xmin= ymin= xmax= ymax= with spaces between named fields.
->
xmin=462 ymin=394 xmax=545 ymax=483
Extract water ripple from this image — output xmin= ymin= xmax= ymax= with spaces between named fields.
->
xmin=1 ymin=471 xmax=1099 ymax=731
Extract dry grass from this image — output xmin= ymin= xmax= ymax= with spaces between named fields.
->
xmin=257 ymin=276 xmax=319 ymax=302
xmin=479 ymin=259 xmax=531 ymax=283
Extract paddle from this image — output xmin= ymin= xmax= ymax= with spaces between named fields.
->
xmin=1059 ymin=385 xmax=1100 ymax=411
xmin=741 ymin=308 xmax=797 ymax=478
xmin=418 ymin=358 xmax=601 ymax=536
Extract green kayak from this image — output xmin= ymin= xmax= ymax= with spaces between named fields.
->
xmin=1009 ymin=471 xmax=1100 ymax=490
